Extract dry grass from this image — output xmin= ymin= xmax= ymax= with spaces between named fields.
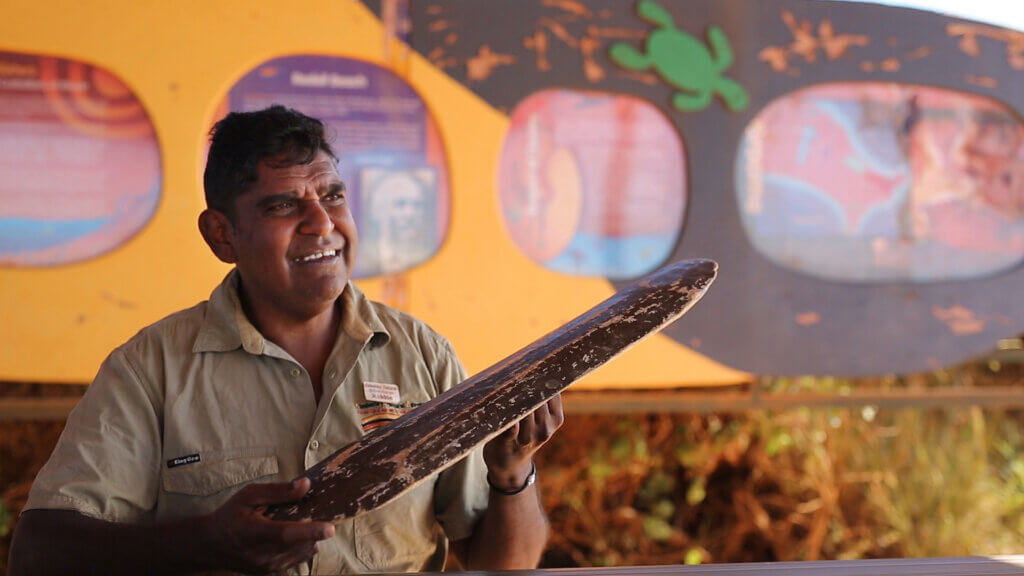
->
xmin=536 ymin=360 xmax=1024 ymax=567
xmin=536 ymin=406 xmax=1024 ymax=567
xmin=1 ymin=364 xmax=1022 ymax=572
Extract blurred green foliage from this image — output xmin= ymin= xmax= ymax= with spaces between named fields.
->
xmin=537 ymin=361 xmax=1024 ymax=567
xmin=0 ymin=499 xmax=9 ymax=539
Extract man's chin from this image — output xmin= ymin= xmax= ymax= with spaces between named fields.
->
xmin=288 ymin=259 xmax=349 ymax=295
xmin=301 ymin=276 xmax=348 ymax=302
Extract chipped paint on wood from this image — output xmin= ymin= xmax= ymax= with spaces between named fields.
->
xmin=428 ymin=19 xmax=450 ymax=33
xmin=966 ymin=74 xmax=999 ymax=88
xmin=861 ymin=46 xmax=932 ymax=73
xmin=466 ymin=45 xmax=516 ymax=81
xmin=587 ymin=26 xmax=647 ymax=41
xmin=265 ymin=259 xmax=717 ymax=523
xmin=932 ymin=305 xmax=985 ymax=335
xmin=948 ymin=23 xmax=1024 ymax=68
xmin=796 ymin=312 xmax=821 ymax=326
xmin=541 ymin=0 xmax=592 ymax=20
xmin=906 ymin=46 xmax=933 ymax=60
xmin=759 ymin=11 xmax=870 ymax=75
xmin=524 ymin=30 xmax=551 ymax=71
xmin=580 ymin=35 xmax=605 ymax=82
xmin=880 ymin=57 xmax=900 ymax=72
xmin=540 ymin=18 xmax=580 ymax=49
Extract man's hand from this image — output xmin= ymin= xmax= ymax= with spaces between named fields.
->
xmin=202 ymin=478 xmax=335 ymax=574
xmin=483 ymin=394 xmax=564 ymax=491
xmin=9 ymin=479 xmax=334 ymax=576
xmin=455 ymin=394 xmax=564 ymax=570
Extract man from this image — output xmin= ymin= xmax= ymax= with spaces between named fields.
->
xmin=9 ymin=105 xmax=563 ymax=575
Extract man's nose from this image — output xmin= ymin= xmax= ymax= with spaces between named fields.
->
xmin=298 ymin=201 xmax=335 ymax=236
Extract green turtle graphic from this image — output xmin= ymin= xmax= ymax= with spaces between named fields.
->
xmin=609 ymin=0 xmax=749 ymax=112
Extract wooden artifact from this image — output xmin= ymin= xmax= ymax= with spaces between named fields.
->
xmin=266 ymin=258 xmax=718 ymax=523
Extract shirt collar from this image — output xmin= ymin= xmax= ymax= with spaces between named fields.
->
xmin=192 ymin=269 xmax=390 ymax=355
xmin=339 ymin=279 xmax=390 ymax=348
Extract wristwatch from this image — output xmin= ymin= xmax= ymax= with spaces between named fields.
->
xmin=488 ymin=461 xmax=537 ymax=496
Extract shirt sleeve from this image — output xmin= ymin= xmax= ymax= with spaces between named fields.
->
xmin=429 ymin=338 xmax=490 ymax=542
xmin=23 ymin=346 xmax=163 ymax=523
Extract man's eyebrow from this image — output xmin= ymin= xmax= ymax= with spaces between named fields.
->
xmin=319 ymin=181 xmax=346 ymax=197
xmin=255 ymin=191 xmax=299 ymax=207
xmin=254 ymin=182 xmax=344 ymax=206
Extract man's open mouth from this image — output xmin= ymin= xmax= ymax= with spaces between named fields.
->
xmin=292 ymin=249 xmax=339 ymax=264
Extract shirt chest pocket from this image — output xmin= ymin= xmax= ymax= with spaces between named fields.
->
xmin=353 ymin=480 xmax=440 ymax=572
xmin=158 ymin=454 xmax=280 ymax=519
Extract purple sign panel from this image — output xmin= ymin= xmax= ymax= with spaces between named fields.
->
xmin=224 ymin=55 xmax=449 ymax=279
xmin=0 ymin=50 xmax=161 ymax=266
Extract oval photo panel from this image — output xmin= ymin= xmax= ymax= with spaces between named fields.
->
xmin=221 ymin=55 xmax=450 ymax=279
xmin=737 ymin=82 xmax=1024 ymax=283
xmin=0 ymin=50 xmax=162 ymax=266
xmin=498 ymin=89 xmax=687 ymax=279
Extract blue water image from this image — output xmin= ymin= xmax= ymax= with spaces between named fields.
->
xmin=0 ymin=216 xmax=111 ymax=255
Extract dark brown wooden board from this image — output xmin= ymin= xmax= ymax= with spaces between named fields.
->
xmin=266 ymin=258 xmax=718 ymax=522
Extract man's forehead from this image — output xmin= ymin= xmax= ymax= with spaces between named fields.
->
xmin=257 ymin=152 xmax=341 ymax=186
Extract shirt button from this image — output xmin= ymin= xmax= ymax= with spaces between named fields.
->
xmin=310 ymin=440 xmax=320 ymax=450
xmin=328 ymin=370 xmax=338 ymax=380
xmin=289 ymin=368 xmax=301 ymax=378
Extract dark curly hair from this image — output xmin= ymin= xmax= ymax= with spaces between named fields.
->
xmin=203 ymin=105 xmax=337 ymax=219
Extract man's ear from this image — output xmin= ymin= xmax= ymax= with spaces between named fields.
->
xmin=198 ymin=209 xmax=238 ymax=264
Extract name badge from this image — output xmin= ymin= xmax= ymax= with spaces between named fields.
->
xmin=363 ymin=381 xmax=400 ymax=404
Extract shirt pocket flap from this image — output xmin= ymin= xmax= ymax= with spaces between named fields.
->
xmin=161 ymin=454 xmax=279 ymax=496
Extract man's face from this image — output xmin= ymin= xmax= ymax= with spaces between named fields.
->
xmin=226 ymin=150 xmax=358 ymax=320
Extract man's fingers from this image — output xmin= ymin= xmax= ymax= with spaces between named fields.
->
xmin=518 ymin=395 xmax=563 ymax=445
xmin=208 ymin=480 xmax=330 ymax=575
xmin=517 ymin=412 xmax=534 ymax=446
xmin=236 ymin=478 xmax=311 ymax=507
xmin=501 ymin=421 xmax=520 ymax=446
xmin=548 ymin=393 xmax=564 ymax=426
xmin=485 ymin=395 xmax=566 ymax=468
xmin=278 ymin=521 xmax=335 ymax=545
xmin=539 ymin=394 xmax=564 ymax=439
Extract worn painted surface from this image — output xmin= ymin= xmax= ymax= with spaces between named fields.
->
xmin=4 ymin=0 xmax=1023 ymax=384
xmin=369 ymin=0 xmax=1024 ymax=376
xmin=0 ymin=0 xmax=741 ymax=388
xmin=266 ymin=259 xmax=717 ymax=522
xmin=759 ymin=11 xmax=871 ymax=75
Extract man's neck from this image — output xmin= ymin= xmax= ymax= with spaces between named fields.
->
xmin=239 ymin=288 xmax=342 ymax=403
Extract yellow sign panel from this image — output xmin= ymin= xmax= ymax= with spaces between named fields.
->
xmin=0 ymin=0 xmax=747 ymax=388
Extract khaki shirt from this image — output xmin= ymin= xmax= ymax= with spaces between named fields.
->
xmin=26 ymin=270 xmax=489 ymax=574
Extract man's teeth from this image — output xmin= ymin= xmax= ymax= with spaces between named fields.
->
xmin=296 ymin=249 xmax=336 ymax=262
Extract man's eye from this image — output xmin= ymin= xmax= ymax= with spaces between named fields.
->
xmin=268 ymin=201 xmax=293 ymax=212
xmin=323 ymin=193 xmax=346 ymax=204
